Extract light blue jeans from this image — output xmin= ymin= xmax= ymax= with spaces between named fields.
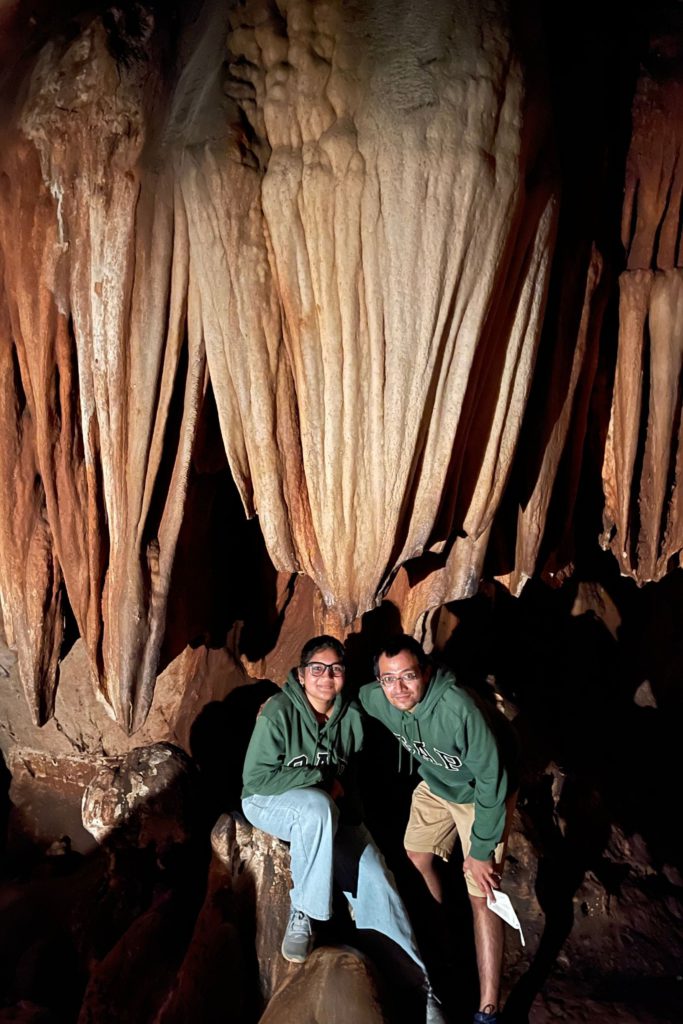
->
xmin=242 ymin=788 xmax=426 ymax=975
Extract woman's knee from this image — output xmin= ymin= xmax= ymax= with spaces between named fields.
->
xmin=296 ymin=787 xmax=340 ymax=824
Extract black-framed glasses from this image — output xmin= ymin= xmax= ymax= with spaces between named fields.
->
xmin=304 ymin=661 xmax=346 ymax=678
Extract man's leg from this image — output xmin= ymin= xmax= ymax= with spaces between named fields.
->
xmin=470 ymin=895 xmax=504 ymax=1014
xmin=456 ymin=792 xmax=517 ymax=1019
xmin=406 ymin=849 xmax=445 ymax=903
xmin=403 ymin=782 xmax=457 ymax=905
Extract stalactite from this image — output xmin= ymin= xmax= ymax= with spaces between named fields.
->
xmin=0 ymin=1 xmax=561 ymax=727
xmin=1 ymin=17 xmax=205 ymax=731
xmin=602 ymin=31 xmax=683 ymax=582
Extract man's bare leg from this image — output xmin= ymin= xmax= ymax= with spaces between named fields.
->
xmin=470 ymin=894 xmax=504 ymax=1013
xmin=406 ymin=849 xmax=444 ymax=903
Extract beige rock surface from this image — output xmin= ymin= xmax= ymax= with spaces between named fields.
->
xmin=216 ymin=0 xmax=556 ymax=624
xmin=2 ymin=18 xmax=205 ymax=733
xmin=0 ymin=608 xmax=245 ymax=760
xmin=257 ymin=947 xmax=386 ymax=1024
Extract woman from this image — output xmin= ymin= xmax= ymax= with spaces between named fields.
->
xmin=242 ymin=635 xmax=443 ymax=1021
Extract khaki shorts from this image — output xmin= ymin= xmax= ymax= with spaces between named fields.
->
xmin=404 ymin=780 xmax=516 ymax=898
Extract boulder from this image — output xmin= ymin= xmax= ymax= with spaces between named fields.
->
xmin=258 ymin=947 xmax=386 ymax=1024
xmin=81 ymin=743 xmax=196 ymax=852
xmin=211 ymin=812 xmax=297 ymax=1002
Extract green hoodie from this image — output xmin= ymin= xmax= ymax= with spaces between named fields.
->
xmin=360 ymin=668 xmax=514 ymax=860
xmin=242 ymin=673 xmax=365 ymax=822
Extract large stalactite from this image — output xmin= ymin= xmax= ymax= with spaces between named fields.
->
xmin=0 ymin=0 xmax=680 ymax=734
xmin=0 ymin=0 xmax=560 ymax=731
xmin=2 ymin=16 xmax=206 ymax=733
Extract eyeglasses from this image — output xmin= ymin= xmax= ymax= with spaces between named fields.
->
xmin=378 ymin=669 xmax=421 ymax=690
xmin=304 ymin=661 xmax=346 ymax=678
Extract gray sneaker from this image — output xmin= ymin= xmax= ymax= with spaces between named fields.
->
xmin=281 ymin=908 xmax=314 ymax=963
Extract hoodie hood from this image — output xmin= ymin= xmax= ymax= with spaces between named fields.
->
xmin=283 ymin=670 xmax=346 ymax=727
xmin=280 ymin=670 xmax=352 ymax=767
xmin=410 ymin=668 xmax=454 ymax=720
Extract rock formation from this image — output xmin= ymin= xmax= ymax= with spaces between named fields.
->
xmin=0 ymin=0 xmax=560 ymax=730
xmin=602 ymin=23 xmax=683 ymax=581
xmin=81 ymin=742 xmax=196 ymax=849
xmin=4 ymin=1 xmax=679 ymax=731
xmin=1 ymin=5 xmax=683 ymax=1018
xmin=211 ymin=811 xmax=298 ymax=1003
xmin=257 ymin=947 xmax=387 ymax=1024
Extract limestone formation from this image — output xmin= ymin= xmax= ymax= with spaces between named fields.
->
xmin=211 ymin=811 xmax=297 ymax=1002
xmin=210 ymin=813 xmax=393 ymax=1023
xmin=0 ymin=0 xmax=557 ymax=729
xmin=1 ymin=13 xmax=205 ymax=733
xmin=257 ymin=947 xmax=386 ymax=1024
xmin=153 ymin=857 xmax=248 ymax=1024
xmin=81 ymin=742 xmax=196 ymax=850
xmin=602 ymin=28 xmax=683 ymax=581
xmin=2 ymin=0 xmax=682 ymax=736
xmin=0 ymin=270 xmax=63 ymax=725
xmin=504 ymin=247 xmax=608 ymax=595
xmin=76 ymin=893 xmax=195 ymax=1024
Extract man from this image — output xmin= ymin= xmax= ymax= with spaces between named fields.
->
xmin=360 ymin=634 xmax=518 ymax=1024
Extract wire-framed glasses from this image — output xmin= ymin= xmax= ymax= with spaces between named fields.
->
xmin=378 ymin=669 xmax=421 ymax=690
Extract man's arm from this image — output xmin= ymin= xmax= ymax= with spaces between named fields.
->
xmin=462 ymin=853 xmax=502 ymax=900
xmin=458 ymin=700 xmax=509 ymax=870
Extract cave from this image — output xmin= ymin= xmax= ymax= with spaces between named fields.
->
xmin=1 ymin=1 xmax=682 ymax=1022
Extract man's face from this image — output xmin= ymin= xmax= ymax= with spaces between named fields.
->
xmin=376 ymin=650 xmax=430 ymax=711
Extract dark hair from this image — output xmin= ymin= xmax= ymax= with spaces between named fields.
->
xmin=373 ymin=634 xmax=429 ymax=678
xmin=300 ymin=634 xmax=345 ymax=666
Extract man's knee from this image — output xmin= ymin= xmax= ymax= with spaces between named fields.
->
xmin=405 ymin=848 xmax=435 ymax=876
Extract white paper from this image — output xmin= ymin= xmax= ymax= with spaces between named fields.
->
xmin=486 ymin=889 xmax=525 ymax=946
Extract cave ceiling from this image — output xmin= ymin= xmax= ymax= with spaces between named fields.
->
xmin=0 ymin=0 xmax=681 ymax=733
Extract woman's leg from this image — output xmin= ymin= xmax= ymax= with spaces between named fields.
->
xmin=334 ymin=823 xmax=427 ymax=977
xmin=242 ymin=789 xmax=339 ymax=920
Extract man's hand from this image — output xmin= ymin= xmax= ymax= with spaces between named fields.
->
xmin=463 ymin=855 xmax=501 ymax=901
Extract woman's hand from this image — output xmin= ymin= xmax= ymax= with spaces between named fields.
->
xmin=328 ymin=778 xmax=345 ymax=802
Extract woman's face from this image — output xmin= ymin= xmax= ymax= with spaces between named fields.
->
xmin=298 ymin=645 xmax=346 ymax=712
